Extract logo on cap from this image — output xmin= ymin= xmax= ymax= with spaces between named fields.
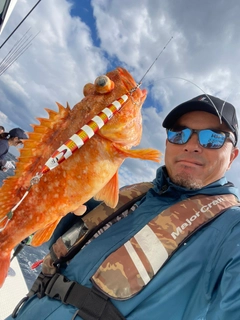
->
xmin=198 ymin=97 xmax=207 ymax=102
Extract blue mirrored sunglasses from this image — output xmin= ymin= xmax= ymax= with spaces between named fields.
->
xmin=167 ymin=127 xmax=235 ymax=149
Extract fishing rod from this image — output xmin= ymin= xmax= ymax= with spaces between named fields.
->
xmin=137 ymin=36 xmax=173 ymax=86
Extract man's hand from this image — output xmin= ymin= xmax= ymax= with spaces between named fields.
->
xmin=2 ymin=160 xmax=16 ymax=172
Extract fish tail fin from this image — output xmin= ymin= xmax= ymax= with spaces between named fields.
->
xmin=0 ymin=251 xmax=11 ymax=288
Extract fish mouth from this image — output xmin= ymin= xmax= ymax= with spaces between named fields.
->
xmin=141 ymin=88 xmax=147 ymax=99
xmin=130 ymin=87 xmax=147 ymax=105
xmin=119 ymin=68 xmax=147 ymax=100
xmin=140 ymin=88 xmax=147 ymax=105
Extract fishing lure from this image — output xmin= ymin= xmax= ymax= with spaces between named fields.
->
xmin=41 ymin=94 xmax=129 ymax=174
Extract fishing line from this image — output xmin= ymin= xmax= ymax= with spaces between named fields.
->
xmin=156 ymin=76 xmax=224 ymax=123
xmin=0 ymin=30 xmax=40 ymax=76
xmin=219 ymin=84 xmax=240 ymax=117
xmin=0 ymin=44 xmax=32 ymax=76
xmin=0 ymin=28 xmax=31 ymax=69
xmin=0 ymin=32 xmax=33 ymax=69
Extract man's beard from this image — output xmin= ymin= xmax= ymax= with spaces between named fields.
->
xmin=171 ymin=173 xmax=203 ymax=190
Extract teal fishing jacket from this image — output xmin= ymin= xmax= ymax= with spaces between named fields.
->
xmin=7 ymin=166 xmax=240 ymax=320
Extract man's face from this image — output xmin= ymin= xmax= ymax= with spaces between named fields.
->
xmin=12 ymin=137 xmax=23 ymax=147
xmin=164 ymin=111 xmax=239 ymax=189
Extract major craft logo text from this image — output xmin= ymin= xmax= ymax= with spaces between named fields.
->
xmin=171 ymin=197 xmax=224 ymax=240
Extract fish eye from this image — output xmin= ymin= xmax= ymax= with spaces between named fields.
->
xmin=95 ymin=75 xmax=109 ymax=87
xmin=94 ymin=75 xmax=115 ymax=93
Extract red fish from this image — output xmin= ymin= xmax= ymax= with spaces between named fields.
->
xmin=0 ymin=67 xmax=161 ymax=287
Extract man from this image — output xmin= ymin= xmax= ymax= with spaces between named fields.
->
xmin=0 ymin=127 xmax=28 ymax=171
xmin=8 ymin=94 xmax=240 ymax=320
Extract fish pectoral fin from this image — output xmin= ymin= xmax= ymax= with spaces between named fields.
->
xmin=94 ymin=172 xmax=119 ymax=208
xmin=0 ymin=251 xmax=11 ymax=288
xmin=113 ymin=144 xmax=161 ymax=163
xmin=31 ymin=219 xmax=61 ymax=247
xmin=73 ymin=205 xmax=87 ymax=216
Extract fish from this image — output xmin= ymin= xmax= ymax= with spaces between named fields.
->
xmin=0 ymin=67 xmax=161 ymax=287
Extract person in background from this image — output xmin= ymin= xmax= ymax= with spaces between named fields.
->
xmin=7 ymin=95 xmax=240 ymax=320
xmin=0 ymin=126 xmax=5 ymax=134
xmin=0 ymin=127 xmax=28 ymax=172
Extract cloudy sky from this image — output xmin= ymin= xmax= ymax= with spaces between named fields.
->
xmin=0 ymin=0 xmax=240 ymax=189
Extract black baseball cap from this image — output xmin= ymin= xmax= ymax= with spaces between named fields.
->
xmin=162 ymin=94 xmax=238 ymax=145
xmin=9 ymin=128 xmax=28 ymax=139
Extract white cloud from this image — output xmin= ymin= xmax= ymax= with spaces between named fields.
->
xmin=0 ymin=0 xmax=108 ymax=131
xmin=1 ymin=0 xmax=240 ymax=190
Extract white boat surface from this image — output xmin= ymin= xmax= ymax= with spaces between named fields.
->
xmin=0 ymin=253 xmax=28 ymax=320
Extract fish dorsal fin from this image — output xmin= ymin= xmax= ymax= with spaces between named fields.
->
xmin=31 ymin=218 xmax=62 ymax=247
xmin=19 ymin=101 xmax=71 ymax=172
xmin=94 ymin=172 xmax=119 ymax=208
xmin=0 ymin=102 xmax=71 ymax=220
